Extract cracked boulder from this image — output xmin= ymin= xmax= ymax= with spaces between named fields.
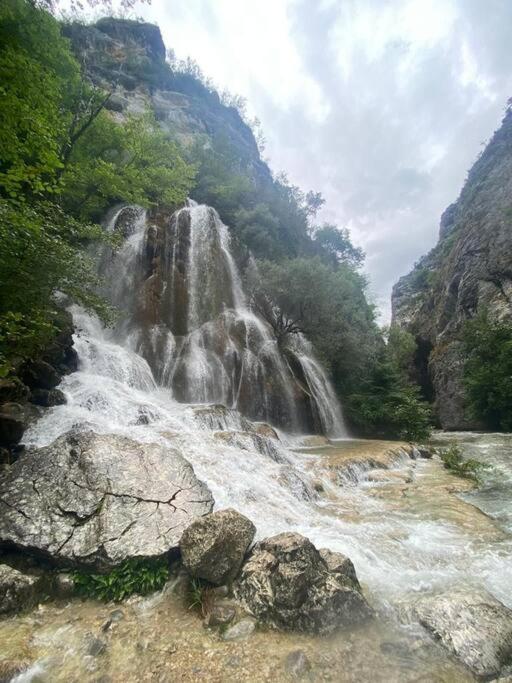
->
xmin=180 ymin=508 xmax=256 ymax=584
xmin=234 ymin=532 xmax=372 ymax=634
xmin=404 ymin=591 xmax=512 ymax=679
xmin=0 ymin=430 xmax=214 ymax=570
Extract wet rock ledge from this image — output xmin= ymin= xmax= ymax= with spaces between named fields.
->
xmin=0 ymin=309 xmax=77 ymax=465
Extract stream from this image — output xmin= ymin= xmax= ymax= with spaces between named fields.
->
xmin=1 ymin=202 xmax=511 ymax=681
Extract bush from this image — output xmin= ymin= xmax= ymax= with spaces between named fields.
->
xmin=73 ymin=558 xmax=170 ymax=602
xmin=439 ymin=444 xmax=489 ymax=481
xmin=345 ymin=361 xmax=432 ymax=442
xmin=463 ymin=313 xmax=512 ymax=431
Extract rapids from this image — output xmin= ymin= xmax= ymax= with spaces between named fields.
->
xmin=3 ymin=201 xmax=512 ymax=680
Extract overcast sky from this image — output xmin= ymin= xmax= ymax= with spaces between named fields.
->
xmin=134 ymin=0 xmax=512 ymax=321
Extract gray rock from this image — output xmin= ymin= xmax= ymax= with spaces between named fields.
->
xmin=234 ymin=532 xmax=372 ymax=634
xmin=0 ymin=659 xmax=31 ymax=681
xmin=23 ymin=359 xmax=60 ymax=390
xmin=318 ymin=548 xmax=361 ymax=590
xmin=30 ymin=388 xmax=66 ymax=407
xmin=205 ymin=604 xmax=236 ymax=627
xmin=0 ymin=564 xmax=43 ymax=615
xmin=0 ymin=430 xmax=214 ymax=570
xmin=180 ymin=508 xmax=255 ymax=585
xmin=222 ymin=617 xmax=256 ymax=641
xmin=86 ymin=635 xmax=107 ymax=657
xmin=416 ymin=446 xmax=433 ymax=459
xmin=285 ymin=650 xmax=311 ymax=679
xmin=53 ymin=572 xmax=75 ymax=598
xmin=0 ymin=411 xmax=24 ymax=447
xmin=407 ymin=591 xmax=512 ymax=678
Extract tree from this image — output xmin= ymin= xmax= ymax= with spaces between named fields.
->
xmin=463 ymin=312 xmax=512 ymax=431
xmin=0 ymin=0 xmax=194 ymax=375
xmin=314 ymin=224 xmax=365 ymax=267
xmin=62 ymin=111 xmax=195 ymax=218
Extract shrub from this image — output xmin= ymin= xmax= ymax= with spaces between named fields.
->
xmin=73 ymin=558 xmax=169 ymax=602
xmin=463 ymin=312 xmax=512 ymax=431
xmin=439 ymin=444 xmax=489 ymax=481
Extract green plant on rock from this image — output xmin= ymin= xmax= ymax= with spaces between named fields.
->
xmin=73 ymin=558 xmax=169 ymax=602
xmin=187 ymin=577 xmax=214 ymax=618
xmin=439 ymin=444 xmax=489 ymax=481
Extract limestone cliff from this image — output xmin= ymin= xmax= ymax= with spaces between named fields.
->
xmin=63 ymin=18 xmax=268 ymax=180
xmin=392 ymin=106 xmax=512 ymax=429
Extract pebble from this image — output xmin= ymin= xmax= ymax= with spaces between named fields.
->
xmin=285 ymin=649 xmax=312 ymax=679
xmin=222 ymin=617 xmax=256 ymax=641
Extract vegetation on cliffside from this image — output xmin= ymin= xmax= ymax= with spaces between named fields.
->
xmin=463 ymin=313 xmax=512 ymax=431
xmin=0 ymin=1 xmax=431 ymax=440
xmin=0 ymin=0 xmax=194 ymax=376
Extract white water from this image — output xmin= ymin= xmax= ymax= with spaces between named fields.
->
xmin=24 ymin=306 xmax=512 ymax=616
xmin=99 ymin=202 xmax=347 ymax=436
xmin=18 ymin=200 xmax=512 ymax=632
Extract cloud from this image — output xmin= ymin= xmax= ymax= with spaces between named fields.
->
xmin=141 ymin=0 xmax=512 ymax=320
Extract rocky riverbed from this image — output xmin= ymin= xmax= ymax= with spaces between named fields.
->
xmin=1 ymin=433 xmax=512 ymax=681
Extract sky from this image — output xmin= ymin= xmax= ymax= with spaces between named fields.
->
xmin=132 ymin=0 xmax=512 ymax=321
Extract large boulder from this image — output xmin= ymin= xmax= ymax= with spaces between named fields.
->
xmin=406 ymin=591 xmax=512 ymax=678
xmin=234 ymin=532 xmax=372 ymax=634
xmin=0 ymin=430 xmax=213 ymax=570
xmin=180 ymin=508 xmax=255 ymax=584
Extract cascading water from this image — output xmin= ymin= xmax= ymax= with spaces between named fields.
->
xmin=10 ymin=199 xmax=512 ymax=682
xmin=98 ymin=201 xmax=346 ymax=436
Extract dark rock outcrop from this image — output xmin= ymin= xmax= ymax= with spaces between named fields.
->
xmin=29 ymin=388 xmax=66 ymax=407
xmin=234 ymin=532 xmax=372 ymax=634
xmin=0 ymin=430 xmax=213 ymax=570
xmin=392 ymin=107 xmax=512 ymax=429
xmin=0 ymin=309 xmax=76 ymax=452
xmin=404 ymin=591 xmax=512 ymax=679
xmin=180 ymin=508 xmax=255 ymax=585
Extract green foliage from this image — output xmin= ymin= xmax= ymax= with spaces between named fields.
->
xmin=63 ymin=111 xmax=195 ymax=219
xmin=251 ymin=257 xmax=376 ymax=382
xmin=187 ymin=577 xmax=214 ymax=618
xmin=0 ymin=0 xmax=194 ymax=374
xmin=250 ymin=257 xmax=431 ymax=440
xmin=345 ymin=368 xmax=432 ymax=442
xmin=0 ymin=200 xmax=115 ymax=375
xmin=314 ymin=224 xmax=365 ymax=267
xmin=0 ymin=0 xmax=77 ymax=199
xmin=439 ymin=444 xmax=489 ymax=481
xmin=463 ymin=313 xmax=512 ymax=431
xmin=188 ymin=135 xmax=328 ymax=260
xmin=73 ymin=558 xmax=169 ymax=602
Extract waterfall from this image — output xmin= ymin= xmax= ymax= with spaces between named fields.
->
xmin=99 ymin=201 xmax=346 ymax=436
xmin=20 ymin=202 xmax=512 ymax=630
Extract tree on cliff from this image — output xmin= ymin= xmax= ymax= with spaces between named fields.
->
xmin=0 ymin=0 xmax=193 ymax=375
xmin=463 ymin=313 xmax=512 ymax=431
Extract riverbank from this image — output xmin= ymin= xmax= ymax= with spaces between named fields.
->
xmin=1 ymin=432 xmax=511 ymax=681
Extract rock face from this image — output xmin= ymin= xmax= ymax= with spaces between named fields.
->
xmin=0 ymin=431 xmax=213 ymax=570
xmin=392 ymin=107 xmax=512 ymax=429
xmin=406 ymin=591 xmax=512 ymax=678
xmin=0 ymin=564 xmax=44 ymax=615
xmin=180 ymin=508 xmax=256 ymax=585
xmin=0 ymin=309 xmax=76 ymax=452
xmin=234 ymin=532 xmax=372 ymax=634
